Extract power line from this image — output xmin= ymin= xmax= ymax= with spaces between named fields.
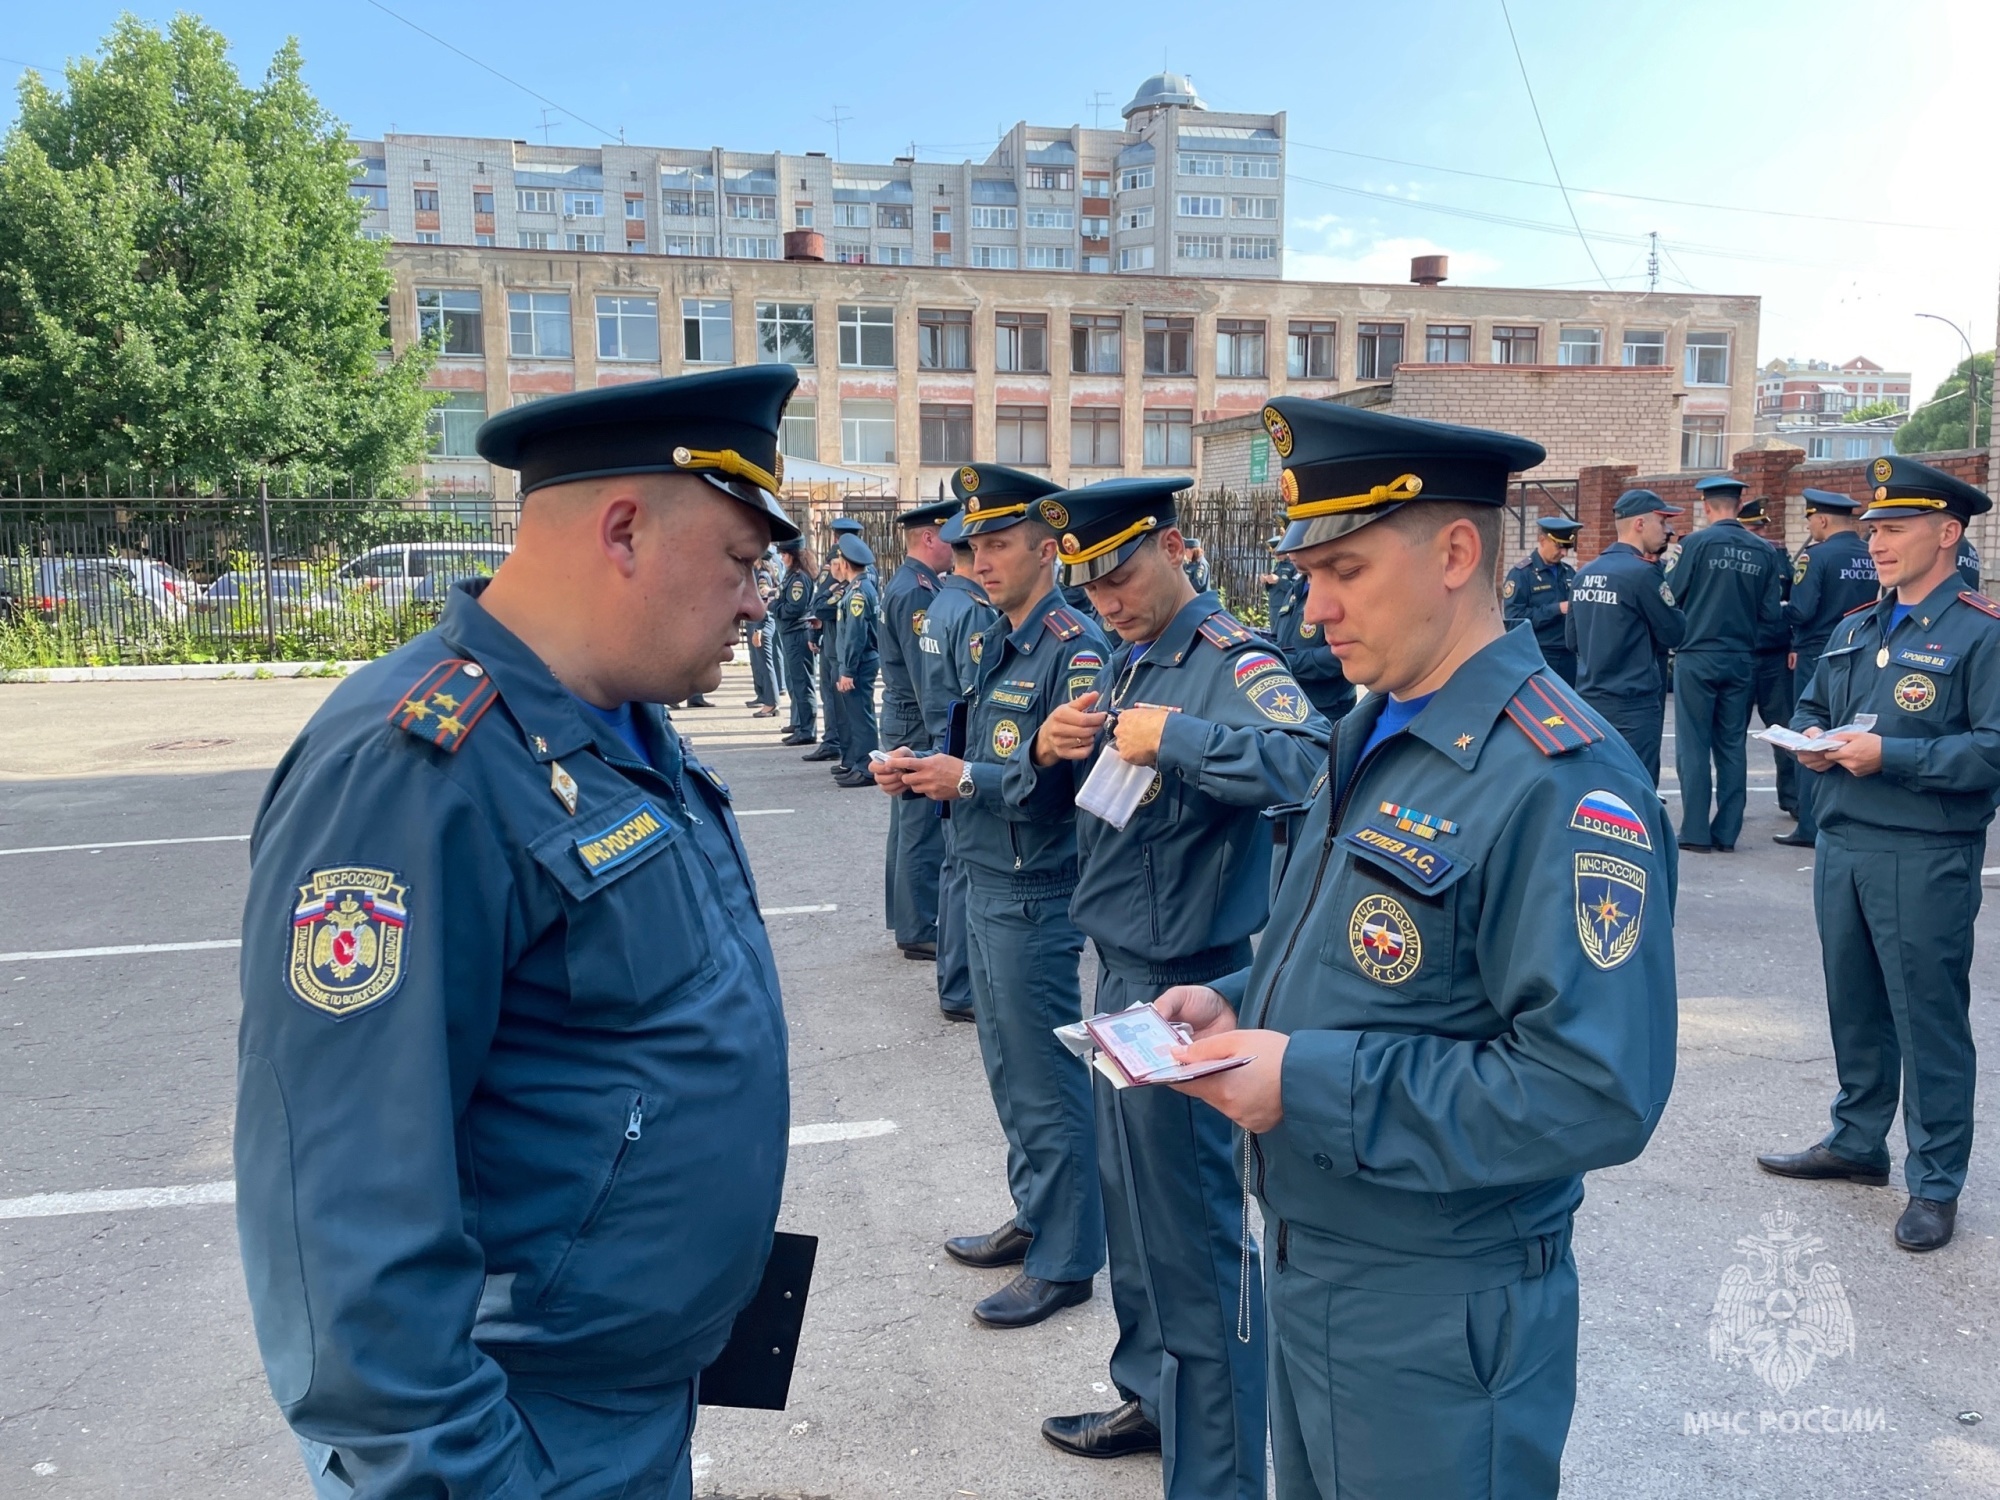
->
xmin=1497 ymin=0 xmax=1610 ymax=290
xmin=356 ymin=0 xmax=620 ymax=143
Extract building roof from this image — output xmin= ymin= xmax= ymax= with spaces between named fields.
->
xmin=1123 ymin=71 xmax=1207 ymax=118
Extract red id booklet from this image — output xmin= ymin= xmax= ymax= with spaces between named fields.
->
xmin=1081 ymin=1003 xmax=1255 ymax=1090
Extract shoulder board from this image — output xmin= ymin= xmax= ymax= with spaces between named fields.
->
xmin=918 ymin=575 xmax=938 ymax=592
xmin=1958 ymin=589 xmax=2000 ymax=619
xmin=1197 ymin=610 xmax=1256 ymax=650
xmin=387 ymin=658 xmax=501 ymax=754
xmin=1840 ymin=599 xmax=1877 ymax=618
xmin=1044 ymin=605 xmax=1086 ymax=641
xmin=1502 ymin=673 xmax=1606 ymax=757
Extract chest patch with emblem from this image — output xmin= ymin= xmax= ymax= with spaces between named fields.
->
xmin=1575 ymin=852 xmax=1645 ymax=971
xmin=574 ymin=803 xmax=671 ymax=877
xmin=991 ymin=719 xmax=1022 ymax=757
xmin=288 ymin=867 xmax=410 ymax=1019
xmin=1894 ymin=673 xmax=1937 ymax=712
xmin=1349 ymin=893 xmax=1422 ymax=984
xmin=1569 ymin=789 xmax=1652 ymax=851
xmin=1345 ymin=827 xmax=1454 ymax=888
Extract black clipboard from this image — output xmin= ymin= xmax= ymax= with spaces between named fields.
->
xmin=698 ymin=1232 xmax=817 ymax=1410
xmin=938 ymin=700 xmax=970 ymax=821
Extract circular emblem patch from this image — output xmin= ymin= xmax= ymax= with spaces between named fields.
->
xmin=1502 ymin=578 xmax=1517 ymax=599
xmin=1894 ymin=673 xmax=1937 ymax=712
xmin=1040 ymin=499 xmax=1070 ymax=529
xmin=1262 ymin=406 xmax=1294 ymax=458
xmin=1281 ymin=469 xmax=1299 ymax=505
xmin=1300 ymin=621 xmax=1318 ymax=638
xmin=1139 ymin=771 xmax=1163 ymax=806
xmin=991 ymin=719 xmax=1021 ymax=757
xmin=1873 ymin=457 xmax=1893 ymax=484
xmin=959 ymin=466 xmax=980 ymax=494
xmin=1349 ymin=894 xmax=1421 ymax=985
xmin=911 ymin=609 xmax=926 ymax=638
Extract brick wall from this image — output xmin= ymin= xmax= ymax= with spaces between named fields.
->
xmin=1388 ymin=363 xmax=1679 ymax=479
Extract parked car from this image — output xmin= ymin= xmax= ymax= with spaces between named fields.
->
xmin=0 ymin=558 xmax=163 ymax=632
xmin=189 ymin=570 xmax=338 ymax=631
xmin=335 ymin=542 xmax=511 ymax=607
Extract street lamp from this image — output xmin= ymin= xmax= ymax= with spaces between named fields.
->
xmin=1915 ymin=312 xmax=1981 ymax=452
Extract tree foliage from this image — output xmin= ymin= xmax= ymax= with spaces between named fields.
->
xmin=0 ymin=16 xmax=438 ymax=491
xmin=1895 ymin=352 xmax=1993 ymax=455
xmin=1844 ymin=398 xmax=1902 ymax=424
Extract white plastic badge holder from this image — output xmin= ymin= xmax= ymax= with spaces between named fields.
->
xmin=1076 ymin=746 xmax=1155 ymax=830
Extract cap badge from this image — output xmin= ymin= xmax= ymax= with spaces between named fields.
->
xmin=1872 ymin=457 xmax=1893 ymax=484
xmin=1281 ymin=469 xmax=1299 ymax=504
xmin=1262 ymin=407 xmax=1294 ymax=458
xmin=1875 ymin=487 xmax=1888 ymax=502
xmin=1040 ymin=499 xmax=1070 ymax=529
xmin=1060 ymin=533 xmax=1081 ymax=556
xmin=966 ymin=497 xmax=983 ymax=514
xmin=958 ymin=466 xmax=980 ymax=494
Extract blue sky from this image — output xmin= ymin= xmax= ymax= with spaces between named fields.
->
xmin=8 ymin=0 xmax=1996 ymax=400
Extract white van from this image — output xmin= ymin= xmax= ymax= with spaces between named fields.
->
xmin=335 ymin=542 xmax=512 ymax=607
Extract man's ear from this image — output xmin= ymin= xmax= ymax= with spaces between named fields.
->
xmin=1157 ymin=527 xmax=1187 ymax=564
xmin=598 ymin=492 xmax=643 ymax=576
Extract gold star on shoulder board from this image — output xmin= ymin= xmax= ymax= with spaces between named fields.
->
xmin=431 ymin=691 xmax=462 ymax=712
xmin=401 ymin=698 xmax=431 ymax=721
xmin=435 ymin=713 xmax=467 ymax=738
xmin=1454 ymin=733 xmax=1475 ymax=750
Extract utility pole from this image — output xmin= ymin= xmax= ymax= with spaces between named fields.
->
xmin=1916 ymin=313 xmax=1980 ymax=451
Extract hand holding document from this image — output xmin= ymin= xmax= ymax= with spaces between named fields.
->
xmin=1054 ymin=1002 xmax=1255 ymax=1090
xmin=1756 ymin=713 xmax=1875 ymax=754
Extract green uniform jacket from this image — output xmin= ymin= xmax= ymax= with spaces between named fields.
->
xmin=1792 ymin=579 xmax=2000 ymax=839
xmin=1212 ymin=626 xmax=1678 ymax=1291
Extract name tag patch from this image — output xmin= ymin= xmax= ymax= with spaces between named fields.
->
xmin=1345 ymin=827 xmax=1455 ymax=888
xmin=988 ymin=679 xmax=1035 ymax=709
xmin=1892 ymin=646 xmax=1956 ymax=672
xmin=574 ymin=803 xmax=671 ymax=877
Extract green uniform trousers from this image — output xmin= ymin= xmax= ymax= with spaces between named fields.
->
xmin=1673 ymin=652 xmax=1754 ymax=847
xmin=1816 ymin=834 xmax=1982 ymax=1200
xmin=1268 ymin=1248 xmax=1577 ymax=1500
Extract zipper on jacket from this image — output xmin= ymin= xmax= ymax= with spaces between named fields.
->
xmin=580 ymin=1090 xmax=645 ymax=1236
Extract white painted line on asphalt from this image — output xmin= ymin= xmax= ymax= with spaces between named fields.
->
xmin=761 ymin=903 xmax=839 ymax=916
xmin=734 ymin=809 xmax=795 ymax=817
xmin=0 ymin=939 xmax=242 ymax=963
xmin=0 ymin=1120 xmax=898 ymax=1220
xmin=0 ymin=834 xmax=249 ymax=858
xmin=1984 ymin=867 xmax=2000 ymax=878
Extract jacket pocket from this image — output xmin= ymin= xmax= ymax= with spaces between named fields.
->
xmin=536 ymin=1090 xmax=646 ymax=1311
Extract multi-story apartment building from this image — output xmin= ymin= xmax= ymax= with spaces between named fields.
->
xmin=351 ymin=72 xmax=1285 ymax=282
xmin=1752 ymin=355 xmax=1912 ymax=463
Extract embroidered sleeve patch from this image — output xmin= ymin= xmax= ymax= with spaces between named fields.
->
xmin=573 ymin=802 xmax=671 ymax=877
xmin=288 ymin=867 xmax=409 ymax=1018
xmin=1793 ymin=551 xmax=1810 ymax=586
xmin=1250 ymin=676 xmax=1309 ymax=724
xmin=1569 ymin=789 xmax=1653 ymax=851
xmin=1232 ymin=651 xmax=1285 ymax=687
xmin=1575 ymin=852 xmax=1646 ymax=970
xmin=848 ymin=594 xmax=867 ymax=618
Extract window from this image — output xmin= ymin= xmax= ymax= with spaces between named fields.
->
xmin=996 ymin=405 xmax=1049 ymax=465
xmin=1682 ymin=415 xmax=1726 ymax=469
xmin=507 ymin=293 xmax=571 ymax=358
xmin=971 ymin=205 xmax=1017 ymax=230
xmin=1145 ymin=314 xmax=1195 ymax=375
xmin=662 ymin=191 xmax=711 ymax=218
xmin=596 ymin=296 xmax=659 ymax=362
xmin=971 ymin=245 xmax=1018 ymax=268
xmin=1622 ymin=329 xmax=1666 ymax=367
xmin=1231 ymin=156 xmax=1280 ymax=178
xmin=919 ymin=308 xmax=973 ymax=371
xmin=1082 ymin=254 xmax=1109 ymax=274
xmin=1119 ymin=245 xmax=1155 ymax=271
xmin=681 ymin=298 xmax=732 ymax=364
xmin=624 ymin=197 xmax=645 ymax=220
xmin=877 ymin=245 xmax=913 ymax=265
xmin=1083 ymin=175 xmax=1110 ymax=197
xmin=841 ymin=399 xmax=896 ymax=464
xmin=1231 ymin=195 xmax=1278 ymax=219
xmin=1845 ymin=437 xmax=1870 ymax=460
xmin=1072 ymin=313 xmax=1122 ymax=374
xmin=518 ymin=230 xmax=553 ymax=250
xmin=1356 ymin=322 xmax=1404 ymax=379
xmin=1227 ymin=235 xmax=1277 ymax=261
xmin=920 ymin=403 xmax=974 ymax=464
xmin=1288 ymin=320 xmax=1337 ymax=380
xmin=832 ymin=203 xmax=870 ymax=228
xmin=995 ymin=312 xmax=1048 ymax=374
xmin=931 ymin=209 xmax=951 ymax=234
xmin=361 ymin=228 xmax=388 ymax=242
xmin=833 ymin=242 xmax=868 ymax=265
xmin=564 ymin=192 xmax=601 ymax=217
xmin=351 ymin=184 xmax=389 ymax=210
xmin=877 ymin=203 xmax=912 ymax=230
xmin=427 ymin=392 xmax=486 ymax=458
xmin=413 ymin=187 xmax=439 ymax=213
xmin=1120 ymin=206 xmax=1154 ymax=231
xmin=1807 ymin=436 xmax=1831 ymax=459
xmin=779 ymin=398 xmax=816 ymax=460
xmin=1178 ymin=153 xmax=1229 ymax=176
xmin=1178 ymin=194 xmax=1225 ymax=217
xmin=414 ymin=231 xmax=442 ymax=244
xmin=1178 ymin=235 xmax=1224 ymax=260
xmin=727 ymin=194 xmax=776 ymax=220
xmin=662 ymin=233 xmax=715 ymax=256
xmin=1492 ymin=325 xmax=1540 ymax=364
xmin=1120 ymin=166 xmax=1155 ymax=192
xmin=473 ymin=190 xmax=495 ymax=216
xmin=794 ymin=205 xmax=814 ymax=228
xmin=1072 ymin=408 xmax=1122 ymax=466
xmin=838 ymin=305 xmax=895 ymax=368
xmin=1143 ymin=408 xmax=1193 ymax=467
xmin=1426 ymin=324 xmax=1471 ymax=363
xmin=1081 ymin=215 xmax=1110 ymax=237
xmin=475 ymin=233 xmax=496 ymax=247
xmin=1685 ymin=331 xmax=1730 ymax=385
xmin=1025 ymin=208 xmax=1074 ymax=230
xmin=1558 ymin=327 xmax=1602 ymax=366
xmin=566 ymin=232 xmax=604 ymax=252
xmin=1216 ymin=318 xmax=1266 ymax=378
xmin=1027 ymin=167 xmax=1073 ymax=191
xmin=417 ymin=289 xmax=483 ymax=356
xmin=725 ymin=235 xmax=780 ymax=259
xmin=1026 ymin=245 xmax=1075 ymax=269
xmin=756 ymin=302 xmax=815 ymax=365
xmin=517 ymin=189 xmax=556 ymax=214
xmin=934 ymin=253 xmax=954 ymax=267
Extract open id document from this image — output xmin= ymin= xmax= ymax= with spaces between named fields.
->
xmin=1757 ymin=713 xmax=1876 ymax=754
xmin=1055 ymin=1002 xmax=1254 ymax=1090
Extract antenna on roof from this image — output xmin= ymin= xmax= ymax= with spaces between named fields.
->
xmin=819 ymin=104 xmax=853 ymax=161
xmin=1646 ymin=230 xmax=1660 ymax=293
xmin=1087 ymin=91 xmax=1112 ymax=129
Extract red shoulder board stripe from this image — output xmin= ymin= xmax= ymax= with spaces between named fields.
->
xmin=387 ymin=658 xmax=500 ymax=754
xmin=1958 ymin=589 xmax=2000 ymax=619
xmin=1503 ymin=673 xmax=1606 ymax=757
xmin=1197 ymin=611 xmax=1256 ymax=650
xmin=1045 ymin=606 xmax=1086 ymax=641
xmin=1840 ymin=598 xmax=1877 ymax=618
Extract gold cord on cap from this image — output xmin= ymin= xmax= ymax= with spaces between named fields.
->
xmin=671 ymin=446 xmax=779 ymax=495
xmin=1286 ymin=473 xmax=1424 ymax=522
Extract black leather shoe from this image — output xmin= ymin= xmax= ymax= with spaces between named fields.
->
xmin=944 ymin=1221 xmax=1033 ymax=1268
xmin=685 ymin=695 xmax=712 ymax=708
xmin=801 ymin=745 xmax=840 ymax=762
xmin=1041 ymin=1400 xmax=1162 ymax=1460
xmin=834 ymin=769 xmax=875 ymax=788
xmin=780 ymin=732 xmax=816 ymax=746
xmin=939 ymin=1005 xmax=976 ymax=1023
xmin=1678 ymin=840 xmax=1714 ymax=853
xmin=901 ymin=941 xmax=938 ymax=960
xmin=973 ymin=1273 xmax=1091 ymax=1328
xmin=1772 ymin=832 xmax=1815 ymax=847
xmin=1756 ymin=1143 xmax=1890 ymax=1185
xmin=1895 ymin=1196 xmax=1956 ymax=1252
xmin=1715 ymin=844 xmax=1735 ymax=853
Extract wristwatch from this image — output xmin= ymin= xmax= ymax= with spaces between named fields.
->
xmin=955 ymin=765 xmax=977 ymax=801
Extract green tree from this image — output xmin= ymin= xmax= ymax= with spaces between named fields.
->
xmin=1895 ymin=352 xmax=1993 ymax=455
xmin=0 ymin=15 xmax=438 ymax=491
xmin=1844 ymin=397 xmax=1902 ymax=424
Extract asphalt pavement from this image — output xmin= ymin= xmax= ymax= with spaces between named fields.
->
xmin=1 ymin=673 xmax=1996 ymax=1498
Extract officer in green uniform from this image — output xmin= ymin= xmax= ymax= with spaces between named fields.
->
xmin=880 ymin=501 xmax=955 ymax=954
xmin=875 ymin=472 xmax=1110 ymax=1327
xmin=235 ymin=367 xmax=799 ymax=1499
xmin=1565 ymin=491 xmax=1687 ymax=786
xmin=1031 ymin=477 xmax=1329 ymax=1495
xmin=1758 ymin=455 xmax=2000 ymax=1254
xmin=1666 ymin=474 xmax=1783 ymax=852
xmin=1773 ymin=490 xmax=1877 ymax=847
xmin=1739 ymin=498 xmax=1799 ymax=819
xmin=1154 ymin=401 xmax=1678 ymax=1500
xmin=1503 ymin=517 xmax=1581 ymax=684
xmin=831 ymin=533 xmax=880 ymax=786
xmin=772 ymin=538 xmax=819 ymax=745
